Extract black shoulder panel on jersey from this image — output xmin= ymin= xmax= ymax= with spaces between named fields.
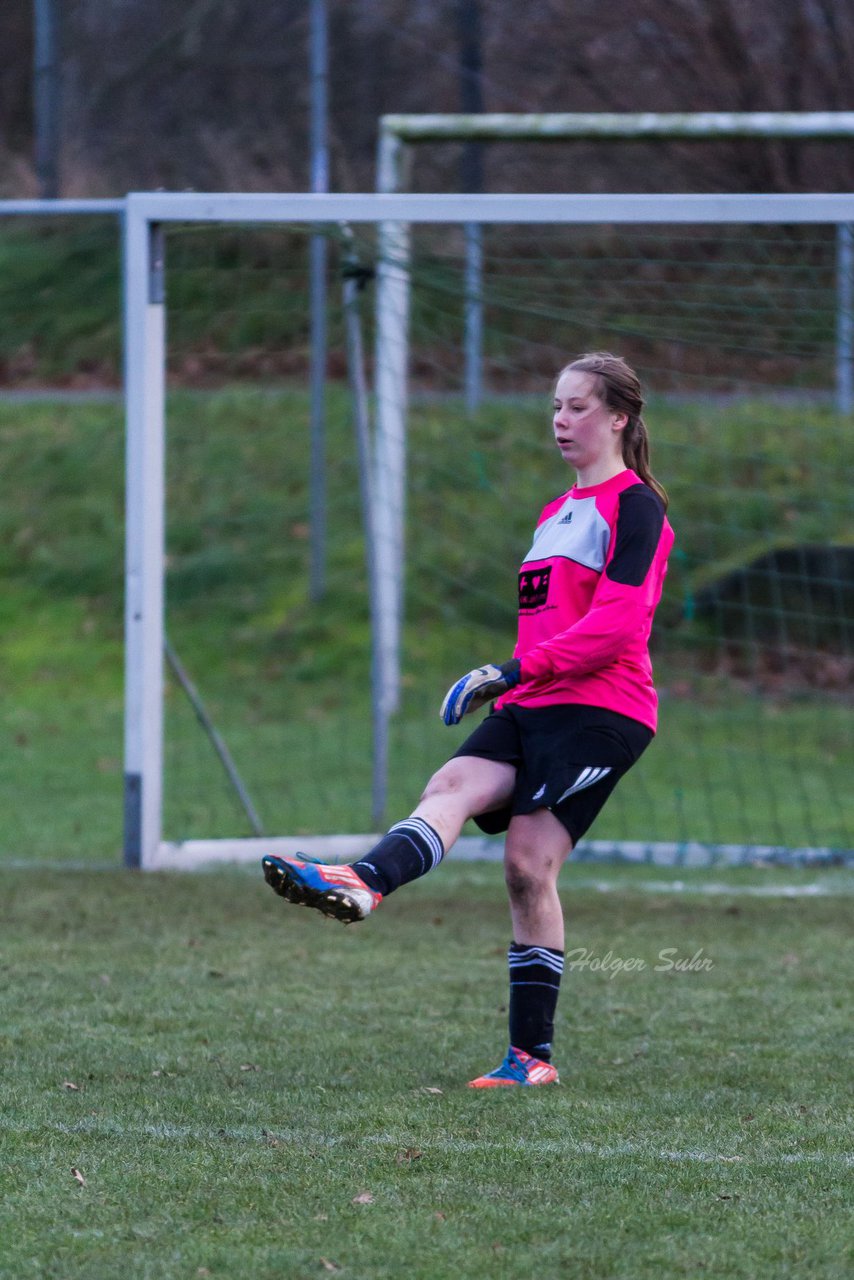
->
xmin=605 ymin=483 xmax=666 ymax=586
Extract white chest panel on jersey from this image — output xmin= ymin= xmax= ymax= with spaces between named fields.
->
xmin=522 ymin=494 xmax=611 ymax=573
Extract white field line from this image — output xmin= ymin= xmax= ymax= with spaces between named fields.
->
xmin=2 ymin=1115 xmax=851 ymax=1167
xmin=569 ymin=879 xmax=854 ymax=897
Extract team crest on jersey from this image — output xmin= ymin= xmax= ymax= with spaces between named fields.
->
xmin=519 ymin=565 xmax=551 ymax=610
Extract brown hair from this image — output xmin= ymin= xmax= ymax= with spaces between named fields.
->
xmin=559 ymin=352 xmax=668 ymax=510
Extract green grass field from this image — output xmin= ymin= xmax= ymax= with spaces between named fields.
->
xmin=2 ymin=860 xmax=852 ymax=1279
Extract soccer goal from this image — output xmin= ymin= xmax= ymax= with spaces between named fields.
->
xmin=123 ymin=191 xmax=854 ymax=871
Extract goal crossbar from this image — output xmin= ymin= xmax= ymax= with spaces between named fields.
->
xmin=379 ymin=110 xmax=854 ymax=143
xmin=127 ymin=190 xmax=854 ymax=224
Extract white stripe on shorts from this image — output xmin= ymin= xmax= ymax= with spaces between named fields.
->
xmin=554 ymin=765 xmax=612 ymax=806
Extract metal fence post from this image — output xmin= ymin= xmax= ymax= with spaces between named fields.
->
xmin=464 ymin=222 xmax=483 ymax=412
xmin=33 ymin=0 xmax=61 ymax=198
xmin=308 ymin=0 xmax=329 ymax=601
xmin=836 ymin=223 xmax=853 ymax=414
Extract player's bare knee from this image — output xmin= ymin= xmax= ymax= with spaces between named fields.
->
xmin=504 ymin=851 xmax=555 ymax=903
xmin=504 ymin=858 xmax=534 ymax=903
xmin=419 ymin=761 xmax=467 ymax=805
xmin=426 ymin=756 xmax=503 ymax=801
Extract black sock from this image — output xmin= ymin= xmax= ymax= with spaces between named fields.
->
xmin=352 ymin=818 xmax=445 ymax=897
xmin=507 ymin=941 xmax=564 ymax=1062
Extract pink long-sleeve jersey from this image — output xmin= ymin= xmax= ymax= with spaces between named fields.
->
xmin=496 ymin=468 xmax=674 ymax=731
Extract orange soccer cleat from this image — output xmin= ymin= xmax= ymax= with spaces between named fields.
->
xmin=468 ymin=1046 xmax=559 ymax=1088
xmin=262 ymin=855 xmax=382 ymax=924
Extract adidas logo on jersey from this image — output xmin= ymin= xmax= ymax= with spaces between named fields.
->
xmin=558 ymin=511 xmax=573 ymax=524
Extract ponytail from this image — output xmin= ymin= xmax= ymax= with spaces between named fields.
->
xmin=622 ymin=414 xmax=669 ymax=511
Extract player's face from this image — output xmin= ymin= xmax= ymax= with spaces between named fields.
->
xmin=552 ymin=370 xmax=626 ymax=474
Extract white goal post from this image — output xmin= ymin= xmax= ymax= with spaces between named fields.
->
xmin=123 ymin=190 xmax=854 ymax=871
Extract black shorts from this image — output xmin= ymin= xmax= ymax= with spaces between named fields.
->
xmin=452 ymin=703 xmax=653 ymax=845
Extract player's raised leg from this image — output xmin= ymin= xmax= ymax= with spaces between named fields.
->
xmin=262 ymin=755 xmax=516 ymax=924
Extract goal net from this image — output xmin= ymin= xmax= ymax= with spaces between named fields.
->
xmin=123 ymin=193 xmax=853 ymax=869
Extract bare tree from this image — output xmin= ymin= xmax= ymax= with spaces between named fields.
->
xmin=3 ymin=0 xmax=854 ymax=196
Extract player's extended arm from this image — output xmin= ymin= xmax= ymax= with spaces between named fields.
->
xmin=440 ymin=660 xmax=521 ymax=725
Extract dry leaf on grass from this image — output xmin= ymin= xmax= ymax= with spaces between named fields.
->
xmin=319 ymin=1258 xmax=341 ymax=1272
xmin=62 ymin=1081 xmax=81 ymax=1091
xmin=422 ymin=1087 xmax=443 ymax=1095
xmin=71 ymin=1168 xmax=86 ymax=1187
xmin=395 ymin=1148 xmax=423 ymax=1164
xmin=352 ymin=1190 xmax=374 ymax=1205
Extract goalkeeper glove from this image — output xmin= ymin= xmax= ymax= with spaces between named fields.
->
xmin=440 ymin=659 xmax=521 ymax=726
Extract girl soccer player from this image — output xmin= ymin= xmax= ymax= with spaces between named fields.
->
xmin=263 ymin=352 xmax=674 ymax=1088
